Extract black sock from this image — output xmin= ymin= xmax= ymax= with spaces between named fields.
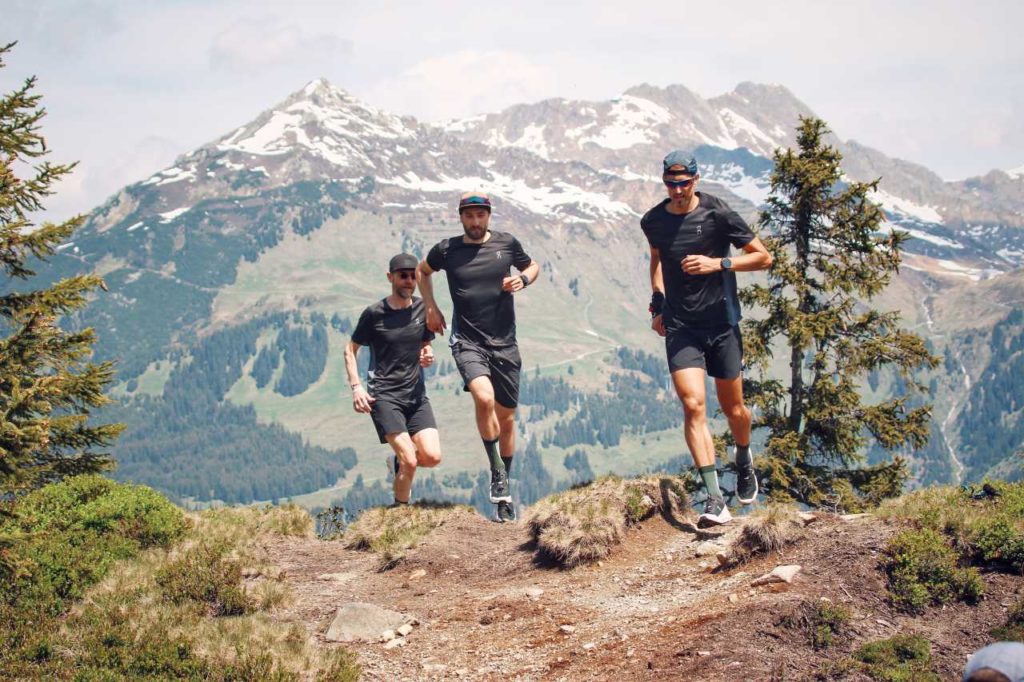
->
xmin=484 ymin=438 xmax=504 ymax=473
xmin=502 ymin=456 xmax=513 ymax=478
xmin=735 ymin=444 xmax=752 ymax=469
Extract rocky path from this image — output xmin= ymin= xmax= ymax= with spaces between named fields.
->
xmin=259 ymin=509 xmax=1015 ymax=681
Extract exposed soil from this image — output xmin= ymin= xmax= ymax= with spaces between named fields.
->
xmin=260 ymin=502 xmax=1023 ymax=681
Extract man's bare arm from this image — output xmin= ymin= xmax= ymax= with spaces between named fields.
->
xmin=343 ymin=340 xmax=374 ymax=413
xmin=417 ymin=260 xmax=447 ymax=334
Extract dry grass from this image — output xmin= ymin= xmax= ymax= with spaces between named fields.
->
xmin=728 ymin=503 xmax=803 ymax=564
xmin=527 ymin=476 xmax=684 ymax=568
xmin=53 ymin=503 xmax=356 ymax=680
xmin=344 ymin=502 xmax=473 ymax=569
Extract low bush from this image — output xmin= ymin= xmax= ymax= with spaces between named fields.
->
xmin=883 ymin=527 xmax=983 ymax=613
xmin=155 ymin=542 xmax=253 ymax=616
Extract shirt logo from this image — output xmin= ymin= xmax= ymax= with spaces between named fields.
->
xmin=496 ymin=251 xmax=503 ymax=260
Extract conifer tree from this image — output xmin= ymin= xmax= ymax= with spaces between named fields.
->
xmin=0 ymin=42 xmax=123 ymax=495
xmin=740 ymin=117 xmax=938 ymax=509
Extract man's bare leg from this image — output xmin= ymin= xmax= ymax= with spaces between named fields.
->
xmin=384 ymin=432 xmax=418 ymax=504
xmin=468 ymin=376 xmax=511 ymax=503
xmin=715 ymin=375 xmax=758 ymax=503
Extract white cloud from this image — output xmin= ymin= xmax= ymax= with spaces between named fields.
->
xmin=364 ymin=50 xmax=564 ymax=121
xmin=208 ymin=17 xmax=351 ymax=73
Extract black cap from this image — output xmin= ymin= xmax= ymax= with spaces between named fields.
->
xmin=389 ymin=253 xmax=418 ymax=272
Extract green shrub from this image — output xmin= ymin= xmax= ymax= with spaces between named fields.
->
xmin=884 ymin=528 xmax=983 ymax=613
xmin=992 ymin=598 xmax=1024 ymax=642
xmin=154 ymin=542 xmax=253 ymax=616
xmin=780 ymin=600 xmax=851 ymax=650
xmin=853 ymin=635 xmax=939 ymax=681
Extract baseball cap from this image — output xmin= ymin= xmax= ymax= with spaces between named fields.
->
xmin=458 ymin=191 xmax=492 ymax=213
xmin=663 ymin=150 xmax=699 ymax=176
xmin=963 ymin=642 xmax=1024 ymax=682
xmin=388 ymin=253 xmax=418 ymax=272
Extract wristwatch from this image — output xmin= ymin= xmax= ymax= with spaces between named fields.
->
xmin=520 ymin=274 xmax=531 ymax=287
xmin=721 ymin=257 xmax=733 ymax=271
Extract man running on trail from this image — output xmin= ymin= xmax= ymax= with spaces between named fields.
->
xmin=417 ymin=192 xmax=540 ymax=523
xmin=642 ymin=151 xmax=773 ymax=527
xmin=345 ymin=253 xmax=442 ymax=507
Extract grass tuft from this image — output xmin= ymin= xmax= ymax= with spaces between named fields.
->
xmin=992 ymin=598 xmax=1024 ymax=643
xmin=527 ymin=476 xmax=683 ymax=568
xmin=344 ymin=501 xmax=470 ymax=568
xmin=729 ymin=503 xmax=802 ymax=564
xmin=851 ymin=634 xmax=940 ymax=681
xmin=780 ymin=599 xmax=851 ymax=650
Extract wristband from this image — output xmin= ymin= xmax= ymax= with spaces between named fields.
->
xmin=520 ymin=274 xmax=530 ymax=287
xmin=649 ymin=291 xmax=665 ymax=317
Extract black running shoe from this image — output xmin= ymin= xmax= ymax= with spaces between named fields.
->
xmin=735 ymin=454 xmax=759 ymax=506
xmin=489 ymin=467 xmax=511 ymax=503
xmin=698 ymin=495 xmax=732 ymax=528
xmin=495 ymin=500 xmax=516 ymax=523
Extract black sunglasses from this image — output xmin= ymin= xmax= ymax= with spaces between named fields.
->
xmin=663 ymin=177 xmax=696 ymax=188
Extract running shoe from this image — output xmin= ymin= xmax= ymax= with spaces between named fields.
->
xmin=698 ymin=495 xmax=732 ymax=527
xmin=495 ymin=500 xmax=517 ymax=523
xmin=489 ymin=467 xmax=512 ymax=503
xmin=735 ymin=450 xmax=759 ymax=505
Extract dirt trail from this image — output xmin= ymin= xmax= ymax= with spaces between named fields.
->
xmin=261 ymin=508 xmax=1018 ymax=681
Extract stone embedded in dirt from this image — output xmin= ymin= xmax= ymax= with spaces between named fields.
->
xmin=798 ymin=512 xmax=818 ymax=525
xmin=325 ymin=602 xmax=410 ymax=643
xmin=422 ymin=663 xmax=447 ymax=673
xmin=381 ymin=629 xmax=397 ymax=642
xmin=840 ymin=513 xmax=872 ymax=521
xmin=583 ymin=643 xmax=596 ymax=650
xmin=560 ymin=625 xmax=576 ymax=635
xmin=694 ymin=541 xmax=723 ymax=557
xmin=398 ymin=623 xmax=414 ymax=636
xmin=383 ymin=637 xmax=406 ymax=650
xmin=751 ymin=565 xmax=802 ymax=586
xmin=697 ymin=651 xmax=711 ymax=657
xmin=728 ymin=593 xmax=739 ymax=603
xmin=409 ymin=569 xmax=427 ymax=581
xmin=525 ymin=587 xmax=544 ymax=598
xmin=317 ymin=572 xmax=355 ymax=583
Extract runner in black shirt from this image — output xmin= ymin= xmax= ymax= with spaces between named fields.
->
xmin=642 ymin=151 xmax=773 ymax=527
xmin=345 ymin=253 xmax=441 ymax=506
xmin=418 ymin=191 xmax=540 ymax=523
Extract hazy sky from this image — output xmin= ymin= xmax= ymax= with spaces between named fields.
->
xmin=5 ymin=0 xmax=1023 ymax=223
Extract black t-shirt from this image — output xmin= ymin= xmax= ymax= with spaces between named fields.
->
xmin=641 ymin=192 xmax=756 ymax=329
xmin=425 ymin=231 xmax=532 ymax=348
xmin=351 ymin=296 xmax=434 ymax=404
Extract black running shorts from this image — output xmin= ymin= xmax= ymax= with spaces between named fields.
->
xmin=370 ymin=396 xmax=437 ymax=444
xmin=665 ymin=324 xmax=743 ymax=379
xmin=451 ymin=340 xmax=522 ymax=408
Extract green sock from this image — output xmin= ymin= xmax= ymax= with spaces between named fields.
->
xmin=698 ymin=465 xmax=722 ymax=498
xmin=502 ymin=456 xmax=513 ymax=477
xmin=484 ymin=438 xmax=504 ymax=473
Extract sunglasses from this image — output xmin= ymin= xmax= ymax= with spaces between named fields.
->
xmin=392 ymin=271 xmax=416 ymax=280
xmin=663 ymin=176 xmax=696 ymax=188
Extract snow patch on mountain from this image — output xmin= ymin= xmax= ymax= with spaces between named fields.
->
xmin=1007 ymin=164 xmax=1024 ymax=179
xmin=381 ymin=171 xmax=637 ymax=220
xmin=718 ymin=108 xmax=777 ymax=152
xmin=578 ymin=95 xmax=671 ymax=150
xmin=701 ymin=162 xmax=771 ymax=206
xmin=159 ymin=207 xmax=191 ymax=223
xmin=143 ymin=166 xmax=197 ymax=187
xmin=871 ymin=189 xmax=944 ymax=224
